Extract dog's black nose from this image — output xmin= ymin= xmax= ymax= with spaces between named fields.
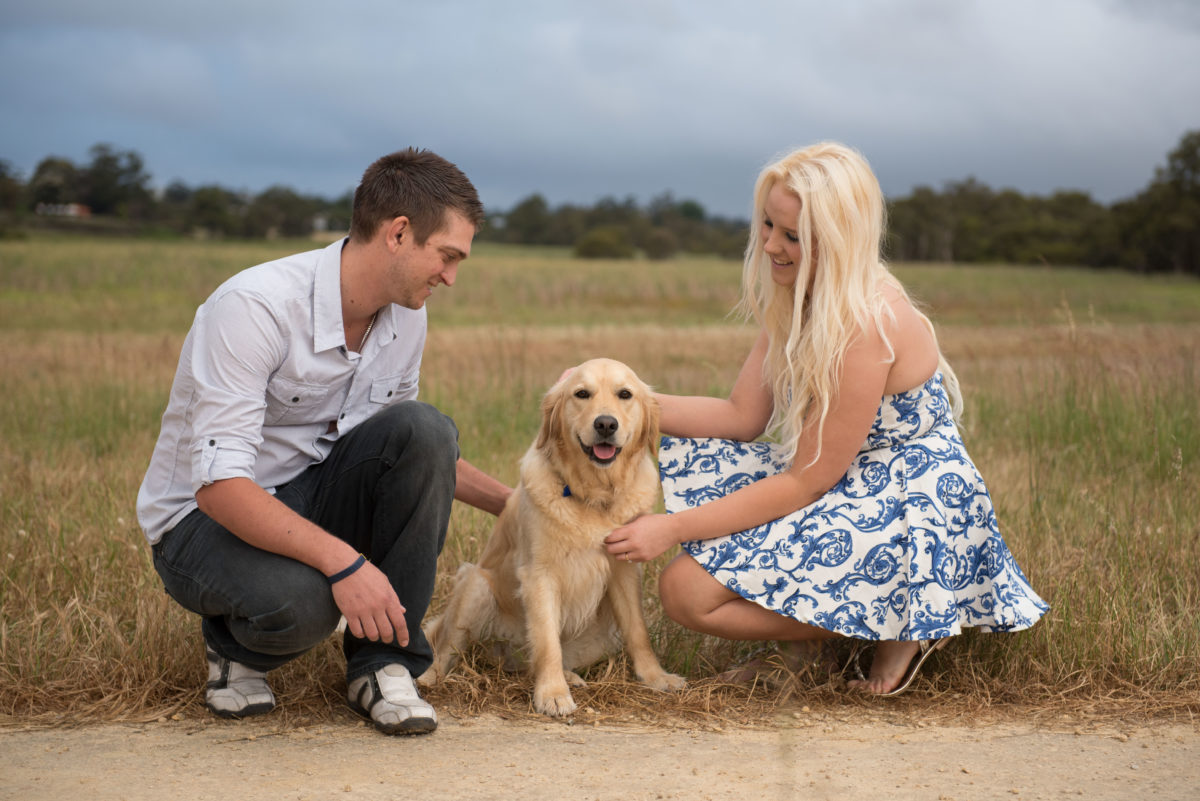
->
xmin=594 ymin=415 xmax=619 ymax=438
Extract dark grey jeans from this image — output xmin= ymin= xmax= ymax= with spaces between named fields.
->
xmin=151 ymin=401 xmax=458 ymax=681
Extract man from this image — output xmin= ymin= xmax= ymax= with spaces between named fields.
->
xmin=137 ymin=148 xmax=510 ymax=735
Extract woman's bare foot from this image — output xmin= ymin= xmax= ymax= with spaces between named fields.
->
xmin=846 ymin=640 xmax=920 ymax=694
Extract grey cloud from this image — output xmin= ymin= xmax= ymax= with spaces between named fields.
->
xmin=0 ymin=0 xmax=1197 ymax=214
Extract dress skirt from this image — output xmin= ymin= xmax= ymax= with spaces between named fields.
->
xmin=659 ymin=373 xmax=1048 ymax=641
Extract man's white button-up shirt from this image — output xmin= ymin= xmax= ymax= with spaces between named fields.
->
xmin=137 ymin=238 xmax=426 ymax=544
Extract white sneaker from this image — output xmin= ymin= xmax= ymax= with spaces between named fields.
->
xmin=347 ymin=664 xmax=437 ymax=735
xmin=205 ymin=647 xmax=276 ymax=718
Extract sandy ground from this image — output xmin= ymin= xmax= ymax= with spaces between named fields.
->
xmin=1 ymin=710 xmax=1196 ymax=801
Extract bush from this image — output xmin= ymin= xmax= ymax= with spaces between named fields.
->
xmin=574 ymin=226 xmax=635 ymax=259
xmin=641 ymin=227 xmax=678 ymax=260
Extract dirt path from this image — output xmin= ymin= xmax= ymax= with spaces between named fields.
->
xmin=2 ymin=712 xmax=1196 ymax=800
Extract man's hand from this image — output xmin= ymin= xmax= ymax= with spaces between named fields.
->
xmin=195 ymin=478 xmax=411 ymax=644
xmin=330 ymin=560 xmax=409 ymax=645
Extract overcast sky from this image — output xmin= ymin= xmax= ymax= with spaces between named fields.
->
xmin=2 ymin=0 xmax=1197 ymax=218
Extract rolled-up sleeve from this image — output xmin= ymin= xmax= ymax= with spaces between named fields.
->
xmin=187 ymin=289 xmax=285 ymax=492
xmin=191 ymin=434 xmax=260 ymax=491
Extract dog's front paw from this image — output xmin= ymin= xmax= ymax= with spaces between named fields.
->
xmin=533 ymin=682 xmax=577 ymax=717
xmin=415 ymin=663 xmax=443 ymax=688
xmin=644 ymin=670 xmax=687 ymax=692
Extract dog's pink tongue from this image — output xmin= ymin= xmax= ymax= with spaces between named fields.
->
xmin=593 ymin=443 xmax=617 ymax=460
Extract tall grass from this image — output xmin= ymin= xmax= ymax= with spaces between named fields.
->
xmin=1 ymin=235 xmax=1198 ymax=724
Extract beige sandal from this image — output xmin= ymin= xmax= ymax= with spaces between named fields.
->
xmin=849 ymin=638 xmax=948 ymax=696
xmin=886 ymin=638 xmax=947 ymax=696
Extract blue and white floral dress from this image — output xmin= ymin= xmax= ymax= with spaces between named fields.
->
xmin=659 ymin=373 xmax=1048 ymax=641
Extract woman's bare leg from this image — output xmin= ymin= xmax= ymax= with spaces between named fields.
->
xmin=658 ymin=553 xmax=831 ymax=642
xmin=661 ymin=553 xmax=923 ymax=693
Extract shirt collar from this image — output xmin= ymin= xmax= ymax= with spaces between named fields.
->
xmin=313 ymin=238 xmax=349 ymax=353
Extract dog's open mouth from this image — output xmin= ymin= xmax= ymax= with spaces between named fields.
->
xmin=580 ymin=439 xmax=621 ymax=465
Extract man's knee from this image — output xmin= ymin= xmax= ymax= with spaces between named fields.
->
xmin=232 ymin=577 xmax=342 ymax=656
xmin=381 ymin=401 xmax=459 ymax=466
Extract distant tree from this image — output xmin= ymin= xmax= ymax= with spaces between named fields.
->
xmin=646 ymin=192 xmax=679 ymax=225
xmin=1109 ymin=130 xmax=1200 ymax=274
xmin=943 ymin=177 xmax=999 ymax=262
xmin=244 ymin=185 xmax=317 ymax=238
xmin=646 ymin=192 xmax=711 ymax=253
xmin=482 ymin=190 xmax=745 ymax=254
xmin=574 ymin=225 xmax=635 ymax=258
xmin=587 ymin=195 xmax=641 ymax=230
xmin=28 ymin=157 xmax=81 ymax=207
xmin=678 ymin=199 xmax=706 ymax=222
xmin=1165 ymin=129 xmax=1200 ymax=192
xmin=887 ymin=185 xmax=952 ymax=262
xmin=83 ymin=143 xmax=151 ymax=218
xmin=504 ymin=193 xmax=551 ymax=244
xmin=187 ymin=185 xmax=242 ymax=236
xmin=889 ymin=180 xmax=1118 ymax=268
xmin=163 ymin=180 xmax=192 ymax=205
xmin=0 ymin=160 xmax=23 ymax=215
xmin=323 ymin=191 xmax=354 ymax=235
xmin=640 ymin=227 xmax=678 ymax=260
xmin=1033 ymin=191 xmax=1116 ymax=266
xmin=151 ymin=180 xmax=192 ymax=230
xmin=541 ymin=203 xmax=586 ymax=246
xmin=714 ymin=230 xmax=748 ymax=260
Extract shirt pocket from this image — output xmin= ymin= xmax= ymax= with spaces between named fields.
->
xmin=369 ymin=373 xmax=417 ymax=407
xmin=265 ymin=376 xmax=332 ymax=425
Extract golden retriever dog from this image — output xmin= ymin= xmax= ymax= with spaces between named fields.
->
xmin=419 ymin=358 xmax=686 ymax=716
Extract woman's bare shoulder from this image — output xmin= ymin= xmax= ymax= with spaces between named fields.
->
xmin=876 ymin=279 xmax=939 ymax=392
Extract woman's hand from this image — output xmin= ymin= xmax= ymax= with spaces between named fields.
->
xmin=604 ymin=513 xmax=681 ymax=563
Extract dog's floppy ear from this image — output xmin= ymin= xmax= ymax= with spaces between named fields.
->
xmin=536 ymin=379 xmax=567 ymax=451
xmin=635 ymin=381 xmax=662 ymax=455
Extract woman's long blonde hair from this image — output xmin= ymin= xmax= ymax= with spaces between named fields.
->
xmin=736 ymin=142 xmax=962 ymax=466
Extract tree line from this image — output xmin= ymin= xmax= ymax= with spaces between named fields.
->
xmin=887 ymin=130 xmax=1199 ymax=275
xmin=1 ymin=131 xmax=1197 ymax=275
xmin=0 ymin=143 xmax=350 ymax=241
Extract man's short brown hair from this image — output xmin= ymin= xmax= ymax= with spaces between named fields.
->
xmin=350 ymin=148 xmax=484 ymax=244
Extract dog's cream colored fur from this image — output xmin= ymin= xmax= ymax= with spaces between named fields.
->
xmin=420 ymin=358 xmax=685 ymax=716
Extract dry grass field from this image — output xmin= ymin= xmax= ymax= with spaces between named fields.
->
xmin=1 ymin=235 xmax=1197 ymax=728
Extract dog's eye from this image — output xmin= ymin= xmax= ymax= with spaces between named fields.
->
xmin=618 ymin=388 xmax=633 ymax=400
xmin=574 ymin=389 xmax=590 ymax=399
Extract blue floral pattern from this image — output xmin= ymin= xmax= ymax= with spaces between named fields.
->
xmin=660 ymin=373 xmax=1048 ymax=641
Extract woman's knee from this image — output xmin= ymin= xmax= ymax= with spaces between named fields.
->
xmin=658 ymin=555 xmax=704 ymax=629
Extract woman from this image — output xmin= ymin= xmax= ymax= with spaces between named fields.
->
xmin=602 ymin=142 xmax=1047 ymax=694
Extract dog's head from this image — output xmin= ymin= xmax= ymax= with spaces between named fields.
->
xmin=536 ymin=358 xmax=660 ymax=468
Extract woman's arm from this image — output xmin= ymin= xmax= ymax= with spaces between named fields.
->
xmin=605 ymin=323 xmax=893 ymax=562
xmin=657 ymin=329 xmax=774 ymax=441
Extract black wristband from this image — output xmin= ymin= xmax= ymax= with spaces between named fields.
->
xmin=328 ymin=554 xmax=366 ymax=585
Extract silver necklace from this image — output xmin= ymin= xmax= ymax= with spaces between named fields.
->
xmin=357 ymin=310 xmax=378 ymax=352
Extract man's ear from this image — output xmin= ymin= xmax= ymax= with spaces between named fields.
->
xmin=385 ymin=216 xmax=410 ymax=250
